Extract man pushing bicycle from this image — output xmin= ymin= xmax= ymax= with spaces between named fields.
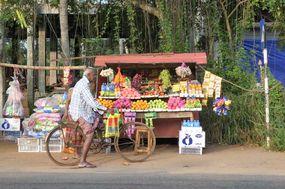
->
xmin=68 ymin=68 xmax=107 ymax=168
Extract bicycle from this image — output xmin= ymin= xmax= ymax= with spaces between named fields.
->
xmin=46 ymin=113 xmax=156 ymax=166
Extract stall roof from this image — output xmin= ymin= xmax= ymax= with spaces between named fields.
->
xmin=94 ymin=53 xmax=207 ymax=66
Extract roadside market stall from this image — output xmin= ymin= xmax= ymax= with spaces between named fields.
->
xmin=94 ymin=53 xmax=207 ymax=141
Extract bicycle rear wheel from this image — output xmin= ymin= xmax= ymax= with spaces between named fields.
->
xmin=114 ymin=122 xmax=156 ymax=162
xmin=46 ymin=122 xmax=84 ymax=166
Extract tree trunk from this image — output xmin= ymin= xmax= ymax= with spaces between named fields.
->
xmin=59 ymin=0 xmax=70 ymax=66
xmin=38 ymin=16 xmax=46 ymax=95
xmin=219 ymin=0 xmax=233 ymax=49
xmin=0 ymin=3 xmax=5 ymax=117
xmin=11 ymin=22 xmax=19 ymax=65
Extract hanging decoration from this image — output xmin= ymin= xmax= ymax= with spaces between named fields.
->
xmin=175 ymin=62 xmax=192 ymax=78
xmin=202 ymin=71 xmax=222 ymax=98
xmin=63 ymin=69 xmax=72 ymax=86
xmin=124 ymin=112 xmax=136 ymax=138
xmin=144 ymin=112 xmax=157 ymax=128
xmin=213 ymin=97 xmax=231 ymax=116
xmin=100 ymin=68 xmax=114 ymax=82
xmin=104 ymin=109 xmax=122 ymax=138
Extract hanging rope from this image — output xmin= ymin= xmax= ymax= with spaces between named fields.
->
xmin=45 ymin=14 xmax=68 ymax=59
xmin=197 ymin=64 xmax=262 ymax=93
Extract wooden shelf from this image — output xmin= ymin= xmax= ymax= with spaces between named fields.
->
xmin=135 ymin=111 xmax=195 ymax=119
xmin=98 ymin=94 xmax=204 ymax=100
xmin=119 ymin=109 xmax=201 ymax=119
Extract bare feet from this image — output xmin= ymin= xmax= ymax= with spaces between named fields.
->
xmin=78 ymin=161 xmax=97 ymax=168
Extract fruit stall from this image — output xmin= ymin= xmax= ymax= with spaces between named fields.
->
xmin=94 ymin=53 xmax=207 ymax=139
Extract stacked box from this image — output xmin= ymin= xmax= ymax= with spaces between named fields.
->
xmin=40 ymin=138 xmax=62 ymax=152
xmin=179 ymin=124 xmax=205 ymax=155
xmin=18 ymin=138 xmax=40 ymax=152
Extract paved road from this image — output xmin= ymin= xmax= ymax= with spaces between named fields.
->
xmin=1 ymin=172 xmax=285 ymax=189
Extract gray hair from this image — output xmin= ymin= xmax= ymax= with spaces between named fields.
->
xmin=83 ymin=67 xmax=95 ymax=76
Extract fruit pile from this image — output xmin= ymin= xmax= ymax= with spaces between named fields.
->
xmin=148 ymin=99 xmax=167 ymax=110
xmin=131 ymin=100 xmax=149 ymax=110
xmin=120 ymin=88 xmax=141 ymax=99
xmin=159 ymin=69 xmax=172 ymax=91
xmin=97 ymin=99 xmax=114 ymax=109
xmin=131 ymin=74 xmax=143 ymax=91
xmin=185 ymin=99 xmax=202 ymax=109
xmin=114 ymin=98 xmax=132 ymax=109
xmin=167 ymin=97 xmax=185 ymax=110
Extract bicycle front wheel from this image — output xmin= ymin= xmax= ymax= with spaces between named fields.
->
xmin=46 ymin=122 xmax=84 ymax=166
xmin=114 ymin=122 xmax=156 ymax=162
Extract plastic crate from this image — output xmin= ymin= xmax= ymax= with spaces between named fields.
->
xmin=17 ymin=138 xmax=40 ymax=152
xmin=40 ymin=138 xmax=62 ymax=152
xmin=179 ymin=147 xmax=202 ymax=155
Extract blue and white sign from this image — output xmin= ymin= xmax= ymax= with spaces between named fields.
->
xmin=0 ymin=118 xmax=21 ymax=131
xmin=179 ymin=130 xmax=205 ymax=148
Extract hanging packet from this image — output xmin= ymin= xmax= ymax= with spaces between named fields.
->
xmin=104 ymin=109 xmax=122 ymax=138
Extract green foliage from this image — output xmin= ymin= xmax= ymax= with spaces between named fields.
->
xmin=157 ymin=0 xmax=173 ymax=52
xmin=126 ymin=3 xmax=141 ymax=53
xmin=198 ymin=0 xmax=285 ymax=151
xmin=0 ymin=0 xmax=34 ymax=28
xmin=202 ymin=73 xmax=285 ymax=150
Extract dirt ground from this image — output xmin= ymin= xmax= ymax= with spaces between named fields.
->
xmin=1 ymin=141 xmax=285 ymax=176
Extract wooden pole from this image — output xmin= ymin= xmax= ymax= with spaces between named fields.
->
xmin=59 ymin=0 xmax=70 ymax=65
xmin=38 ymin=15 xmax=46 ymax=95
xmin=0 ymin=63 xmax=86 ymax=70
xmin=49 ymin=15 xmax=58 ymax=85
xmin=0 ymin=2 xmax=5 ymax=117
xmin=27 ymin=26 xmax=34 ymax=114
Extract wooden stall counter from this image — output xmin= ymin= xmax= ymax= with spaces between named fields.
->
xmin=135 ymin=111 xmax=200 ymax=138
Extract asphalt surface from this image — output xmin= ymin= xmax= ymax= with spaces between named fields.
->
xmin=1 ymin=172 xmax=285 ymax=189
xmin=2 ymin=142 xmax=285 ymax=189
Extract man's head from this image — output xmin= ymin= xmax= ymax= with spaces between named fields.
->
xmin=83 ymin=67 xmax=96 ymax=82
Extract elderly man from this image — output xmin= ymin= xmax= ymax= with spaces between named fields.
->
xmin=69 ymin=68 xmax=107 ymax=168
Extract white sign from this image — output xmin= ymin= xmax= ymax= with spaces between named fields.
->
xmin=179 ymin=130 xmax=205 ymax=148
xmin=0 ymin=118 xmax=21 ymax=131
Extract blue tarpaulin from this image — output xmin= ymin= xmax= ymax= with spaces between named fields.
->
xmin=243 ymin=39 xmax=285 ymax=86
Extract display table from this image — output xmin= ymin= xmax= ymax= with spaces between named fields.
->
xmin=133 ymin=111 xmax=201 ymax=138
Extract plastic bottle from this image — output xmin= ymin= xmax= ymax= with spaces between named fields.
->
xmin=194 ymin=120 xmax=199 ymax=127
xmin=182 ymin=120 xmax=187 ymax=127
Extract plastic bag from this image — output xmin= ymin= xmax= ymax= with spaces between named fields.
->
xmin=34 ymin=97 xmax=58 ymax=108
xmin=3 ymin=77 xmax=24 ymax=117
xmin=104 ymin=109 xmax=122 ymax=138
xmin=52 ymin=94 xmax=67 ymax=105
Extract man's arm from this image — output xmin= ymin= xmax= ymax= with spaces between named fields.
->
xmin=81 ymin=83 xmax=107 ymax=112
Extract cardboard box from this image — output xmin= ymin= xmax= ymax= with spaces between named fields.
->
xmin=0 ymin=118 xmax=21 ymax=131
xmin=179 ymin=130 xmax=205 ymax=148
xmin=181 ymin=126 xmax=202 ymax=133
xmin=179 ymin=147 xmax=202 ymax=155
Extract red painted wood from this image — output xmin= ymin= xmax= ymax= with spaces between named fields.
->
xmin=152 ymin=112 xmax=200 ymax=138
xmin=94 ymin=53 xmax=207 ymax=66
